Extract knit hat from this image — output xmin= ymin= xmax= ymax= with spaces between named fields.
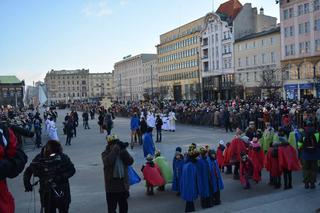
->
xmin=240 ymin=135 xmax=250 ymax=144
xmin=175 ymin=147 xmax=182 ymax=153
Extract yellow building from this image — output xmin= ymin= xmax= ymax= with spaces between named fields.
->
xmin=157 ymin=17 xmax=205 ymax=101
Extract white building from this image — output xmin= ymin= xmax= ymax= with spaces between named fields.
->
xmin=88 ymin=72 xmax=113 ymax=100
xmin=200 ymin=12 xmax=235 ymax=100
xmin=114 ymin=54 xmax=157 ymax=101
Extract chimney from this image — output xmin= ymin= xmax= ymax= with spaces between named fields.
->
xmin=260 ymin=7 xmax=264 ymax=15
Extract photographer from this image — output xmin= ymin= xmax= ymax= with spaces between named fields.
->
xmin=102 ymin=135 xmax=134 ymax=213
xmin=24 ymin=140 xmax=76 ymax=213
xmin=0 ymin=120 xmax=28 ymax=213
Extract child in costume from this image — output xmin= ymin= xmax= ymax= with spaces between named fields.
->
xmin=196 ymin=147 xmax=212 ymax=209
xmin=216 ymin=140 xmax=225 ymax=172
xmin=172 ymin=147 xmax=184 ymax=196
xmin=142 ymin=127 xmax=155 ymax=158
xmin=223 ymin=142 xmax=232 ymax=174
xmin=265 ymin=141 xmax=282 ymax=189
xmin=240 ymin=152 xmax=253 ymax=189
xmin=180 ymin=145 xmax=199 ymax=212
xmin=248 ymin=138 xmax=264 ymax=183
xmin=207 ymin=149 xmax=224 ymax=206
xmin=154 ymin=150 xmax=173 ymax=191
xmin=141 ymin=154 xmax=165 ymax=195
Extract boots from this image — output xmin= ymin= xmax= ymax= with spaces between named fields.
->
xmin=185 ymin=201 xmax=195 ymax=212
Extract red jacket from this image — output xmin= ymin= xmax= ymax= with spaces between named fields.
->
xmin=142 ymin=162 xmax=165 ymax=186
xmin=0 ymin=128 xmax=17 ymax=213
xmin=248 ymin=147 xmax=264 ymax=183
xmin=265 ymin=147 xmax=282 ymax=177
xmin=216 ymin=146 xmax=224 ymax=167
xmin=229 ymin=137 xmax=247 ymax=163
xmin=278 ymin=144 xmax=301 ymax=172
xmin=240 ymin=158 xmax=253 ymax=185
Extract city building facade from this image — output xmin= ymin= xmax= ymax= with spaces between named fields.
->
xmin=44 ymin=69 xmax=89 ymax=104
xmin=88 ymin=72 xmax=114 ymax=100
xmin=0 ymin=75 xmax=25 ymax=107
xmin=280 ymin=0 xmax=320 ymax=100
xmin=24 ymin=81 xmax=47 ymax=107
xmin=234 ymin=27 xmax=281 ymax=98
xmin=157 ymin=17 xmax=204 ymax=101
xmin=200 ymin=12 xmax=236 ymax=101
xmin=113 ymin=54 xmax=157 ymax=101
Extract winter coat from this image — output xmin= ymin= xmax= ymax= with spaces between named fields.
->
xmin=102 ymin=144 xmax=134 ymax=193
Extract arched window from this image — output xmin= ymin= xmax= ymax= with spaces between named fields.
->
xmin=300 ymin=62 xmax=314 ymax=79
xmin=289 ymin=64 xmax=299 ymax=80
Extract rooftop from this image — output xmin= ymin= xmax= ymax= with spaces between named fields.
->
xmin=0 ymin=75 xmax=22 ymax=84
xmin=216 ymin=0 xmax=242 ymax=22
xmin=235 ymin=26 xmax=280 ymax=42
xmin=48 ymin=69 xmax=89 ymax=75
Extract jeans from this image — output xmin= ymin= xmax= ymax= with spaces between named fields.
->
xmin=106 ymin=191 xmax=129 ymax=213
xmin=156 ymin=129 xmax=162 ymax=142
xmin=84 ymin=120 xmax=90 ymax=129
xmin=303 ymin=160 xmax=318 ymax=184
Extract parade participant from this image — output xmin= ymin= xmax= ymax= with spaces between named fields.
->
xmin=65 ymin=117 xmax=74 ymax=146
xmin=223 ymin=142 xmax=232 ymax=174
xmin=265 ymin=141 xmax=282 ymax=189
xmin=278 ymin=136 xmax=301 ymax=190
xmin=98 ymin=111 xmax=105 ymax=133
xmin=103 ymin=110 xmax=114 ymax=136
xmin=180 ymin=146 xmax=199 ymax=212
xmin=90 ymin=108 xmax=95 ymax=120
xmin=216 ymin=140 xmax=225 ymax=172
xmin=223 ymin=108 xmax=233 ymax=133
xmin=130 ymin=113 xmax=140 ymax=146
xmin=248 ymin=138 xmax=264 ymax=183
xmin=229 ymin=129 xmax=248 ymax=179
xmin=141 ymin=154 xmax=165 ymax=195
xmin=48 ymin=117 xmax=59 ymax=141
xmin=0 ymin=121 xmax=28 ymax=213
xmin=239 ymin=152 xmax=254 ymax=189
xmin=207 ymin=149 xmax=224 ymax=206
xmin=147 ymin=111 xmax=156 ymax=129
xmin=142 ymin=127 xmax=155 ymax=157
xmin=261 ymin=122 xmax=275 ymax=153
xmin=162 ymin=113 xmax=169 ymax=131
xmin=71 ymin=111 xmax=78 ymax=137
xmin=196 ymin=147 xmax=212 ymax=209
xmin=102 ymin=135 xmax=133 ymax=213
xmin=24 ymin=140 xmax=76 ymax=213
xmin=298 ymin=124 xmax=320 ymax=189
xmin=34 ymin=116 xmax=42 ymax=148
xmin=139 ymin=116 xmax=147 ymax=144
xmin=154 ymin=150 xmax=173 ymax=191
xmin=169 ymin=110 xmax=177 ymax=132
xmin=155 ymin=114 xmax=163 ymax=143
xmin=172 ymin=147 xmax=184 ymax=196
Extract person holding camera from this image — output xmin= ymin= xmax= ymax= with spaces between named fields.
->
xmin=102 ymin=135 xmax=134 ymax=213
xmin=23 ymin=140 xmax=76 ymax=213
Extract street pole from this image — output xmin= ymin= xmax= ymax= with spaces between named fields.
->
xmin=197 ymin=50 xmax=203 ymax=102
xmin=129 ymin=78 xmax=132 ymax=101
xmin=119 ymin=74 xmax=122 ymax=102
xmin=151 ymin=64 xmax=154 ymax=100
xmin=15 ymin=92 xmax=17 ymax=108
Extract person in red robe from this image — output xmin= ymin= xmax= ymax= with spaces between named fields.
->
xmin=278 ymin=137 xmax=301 ymax=189
xmin=265 ymin=142 xmax=282 ymax=189
xmin=248 ymin=138 xmax=264 ymax=183
xmin=223 ymin=142 xmax=232 ymax=174
xmin=216 ymin=140 xmax=225 ymax=172
xmin=239 ymin=152 xmax=253 ymax=189
xmin=229 ymin=129 xmax=249 ymax=179
xmin=141 ymin=154 xmax=165 ymax=195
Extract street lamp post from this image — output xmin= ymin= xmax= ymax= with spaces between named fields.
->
xmin=197 ymin=50 xmax=203 ymax=102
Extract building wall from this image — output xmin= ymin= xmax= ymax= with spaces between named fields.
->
xmin=157 ymin=17 xmax=205 ymax=100
xmin=45 ymin=69 xmax=89 ymax=103
xmin=0 ymin=83 xmax=24 ymax=107
xmin=88 ymin=73 xmax=113 ymax=99
xmin=280 ymin=0 xmax=320 ymax=100
xmin=114 ymin=54 xmax=157 ymax=101
xmin=142 ymin=58 xmax=158 ymax=97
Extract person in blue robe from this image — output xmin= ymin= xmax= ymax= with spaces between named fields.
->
xmin=142 ymin=127 xmax=155 ymax=158
xmin=172 ymin=147 xmax=184 ymax=195
xmin=197 ymin=147 xmax=212 ymax=209
xmin=207 ymin=149 xmax=224 ymax=206
xmin=180 ymin=146 xmax=199 ymax=212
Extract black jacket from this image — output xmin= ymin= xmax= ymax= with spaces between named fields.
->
xmin=23 ymin=151 xmax=76 ymax=205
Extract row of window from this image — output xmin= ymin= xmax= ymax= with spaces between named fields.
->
xmin=238 ymin=72 xmax=259 ymax=83
xmin=285 ymin=63 xmax=320 ymax=80
xmin=48 ymin=75 xmax=87 ymax=80
xmin=237 ymin=37 xmax=275 ymax=52
xmin=51 ymin=92 xmax=88 ymax=98
xmin=0 ymin=91 xmax=22 ymax=98
xmin=283 ymin=1 xmax=320 ymax=20
xmin=285 ymin=39 xmax=320 ymax=56
xmin=159 ymin=60 xmax=198 ymax=72
xmin=159 ymin=71 xmax=199 ymax=82
xmin=53 ymin=80 xmax=87 ymax=85
xmin=238 ymin=52 xmax=276 ymax=67
xmin=158 ymin=36 xmax=199 ymax=55
xmin=158 ymin=48 xmax=198 ymax=63
xmin=203 ymin=57 xmax=232 ymax=71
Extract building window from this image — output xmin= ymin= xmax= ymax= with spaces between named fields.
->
xmin=304 ymin=3 xmax=310 ymax=14
xmin=253 ymin=55 xmax=257 ymax=65
xmin=299 ymin=23 xmax=304 ymax=34
xmin=289 ymin=8 xmax=294 ymax=18
xmin=290 ymin=44 xmax=295 ymax=55
xmin=270 ymin=37 xmax=274 ymax=45
xmin=315 ymin=19 xmax=320 ymax=31
xmin=262 ymin=53 xmax=265 ymax=64
xmin=290 ymin=26 xmax=294 ymax=36
xmin=246 ymin=57 xmax=249 ymax=66
xmin=298 ymin=5 xmax=303 ymax=16
xmin=316 ymin=39 xmax=320 ymax=51
xmin=271 ymin=52 xmax=275 ymax=63
xmin=299 ymin=42 xmax=305 ymax=54
xmin=283 ymin=9 xmax=289 ymax=20
xmin=305 ymin=41 xmax=310 ymax=53
xmin=254 ymin=72 xmax=257 ymax=81
xmin=238 ymin=58 xmax=241 ymax=67
xmin=246 ymin=72 xmax=249 ymax=82
xmin=315 ymin=0 xmax=320 ymax=11
xmin=305 ymin=21 xmax=310 ymax=33
xmin=261 ymin=39 xmax=265 ymax=46
xmin=253 ymin=41 xmax=256 ymax=48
